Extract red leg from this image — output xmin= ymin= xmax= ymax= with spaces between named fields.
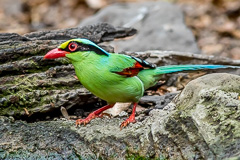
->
xmin=76 ymin=104 xmax=114 ymax=126
xmin=120 ymin=103 xmax=137 ymax=130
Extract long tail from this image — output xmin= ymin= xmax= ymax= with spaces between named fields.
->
xmin=137 ymin=64 xmax=240 ymax=90
xmin=155 ymin=64 xmax=239 ymax=74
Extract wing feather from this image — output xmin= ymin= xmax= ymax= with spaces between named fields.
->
xmin=109 ymin=54 xmax=155 ymax=77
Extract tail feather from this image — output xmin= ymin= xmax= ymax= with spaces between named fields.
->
xmin=155 ymin=65 xmax=240 ymax=74
xmin=137 ymin=64 xmax=240 ymax=90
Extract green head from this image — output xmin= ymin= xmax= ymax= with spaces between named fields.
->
xmin=44 ymin=38 xmax=109 ymax=60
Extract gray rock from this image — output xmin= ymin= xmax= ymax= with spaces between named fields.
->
xmin=79 ymin=1 xmax=200 ymax=53
xmin=169 ymin=73 xmax=240 ymax=159
xmin=140 ymin=92 xmax=178 ymax=109
xmin=1 ymin=73 xmax=240 ymax=159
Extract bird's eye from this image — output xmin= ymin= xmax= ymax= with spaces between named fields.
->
xmin=68 ymin=42 xmax=78 ymax=52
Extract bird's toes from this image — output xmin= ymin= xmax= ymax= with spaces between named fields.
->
xmin=120 ymin=120 xmax=129 ymax=130
xmin=75 ymin=119 xmax=83 ymax=126
xmin=75 ymin=119 xmax=87 ymax=126
xmin=120 ymin=116 xmax=137 ymax=130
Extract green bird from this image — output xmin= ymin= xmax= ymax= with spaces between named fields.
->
xmin=44 ymin=38 xmax=239 ymax=129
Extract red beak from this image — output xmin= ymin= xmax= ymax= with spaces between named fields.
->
xmin=44 ymin=48 xmax=70 ymax=59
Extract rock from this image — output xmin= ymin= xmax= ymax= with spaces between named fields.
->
xmin=168 ymin=73 xmax=240 ymax=159
xmin=174 ymin=73 xmax=240 ymax=110
xmin=0 ymin=73 xmax=240 ymax=159
xmin=79 ymin=1 xmax=200 ymax=53
xmin=140 ymin=92 xmax=179 ymax=109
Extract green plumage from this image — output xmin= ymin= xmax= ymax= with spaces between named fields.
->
xmin=58 ymin=39 xmax=239 ymax=105
xmin=46 ymin=39 xmax=236 ymax=104
xmin=44 ymin=38 xmax=240 ymax=128
xmin=67 ymin=52 xmax=144 ymax=104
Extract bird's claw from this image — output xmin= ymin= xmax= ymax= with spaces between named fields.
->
xmin=76 ymin=112 xmax=97 ymax=127
xmin=76 ymin=119 xmax=90 ymax=126
xmin=120 ymin=116 xmax=136 ymax=130
xmin=75 ymin=112 xmax=111 ymax=127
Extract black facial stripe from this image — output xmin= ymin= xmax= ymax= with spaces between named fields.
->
xmin=63 ymin=41 xmax=108 ymax=56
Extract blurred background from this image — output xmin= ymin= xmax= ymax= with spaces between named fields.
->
xmin=0 ymin=0 xmax=239 ymax=59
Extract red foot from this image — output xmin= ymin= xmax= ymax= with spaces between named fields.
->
xmin=120 ymin=103 xmax=138 ymax=130
xmin=76 ymin=112 xmax=102 ymax=126
xmin=75 ymin=104 xmax=114 ymax=127
xmin=120 ymin=114 xmax=136 ymax=130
